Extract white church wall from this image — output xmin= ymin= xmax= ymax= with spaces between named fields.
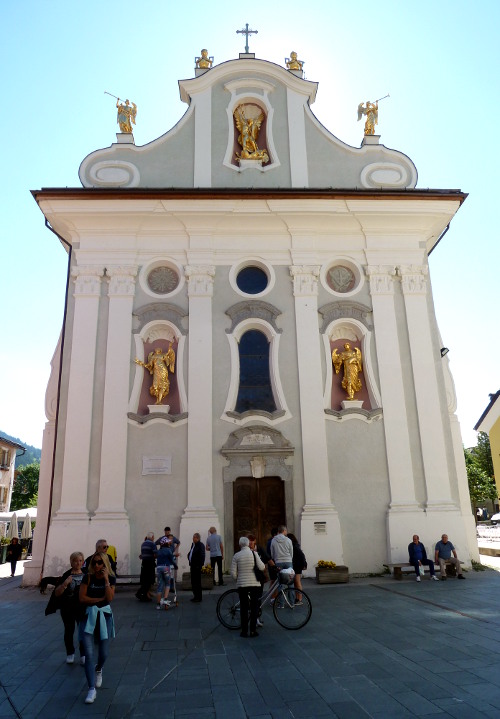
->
xmin=126 ymin=422 xmax=188 ymax=573
xmin=326 ymin=418 xmax=390 ymax=573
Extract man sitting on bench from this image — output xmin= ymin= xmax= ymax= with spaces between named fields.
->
xmin=435 ymin=534 xmax=465 ymax=580
xmin=408 ymin=535 xmax=439 ymax=582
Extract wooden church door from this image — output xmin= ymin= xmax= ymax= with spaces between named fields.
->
xmin=233 ymin=477 xmax=285 ymax=553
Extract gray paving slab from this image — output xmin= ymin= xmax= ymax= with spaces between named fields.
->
xmin=3 ymin=568 xmax=500 ymax=717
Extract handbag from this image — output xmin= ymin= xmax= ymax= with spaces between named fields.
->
xmin=419 ymin=565 xmax=425 ymax=577
xmin=253 ymin=551 xmax=266 ymax=584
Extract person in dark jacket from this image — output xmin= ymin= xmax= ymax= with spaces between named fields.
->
xmin=408 ymin=534 xmax=439 ymax=582
xmin=187 ymin=533 xmax=205 ymax=602
xmin=54 ymin=551 xmax=86 ymax=664
xmin=287 ymin=533 xmax=307 ymax=603
xmin=6 ymin=537 xmax=22 ymax=576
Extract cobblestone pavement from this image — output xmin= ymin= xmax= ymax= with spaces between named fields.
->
xmin=1 ymin=565 xmax=500 ymax=718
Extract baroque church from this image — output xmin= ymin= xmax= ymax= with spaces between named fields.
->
xmin=24 ymin=45 xmax=478 ymax=584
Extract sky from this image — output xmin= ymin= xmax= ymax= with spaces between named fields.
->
xmin=1 ymin=0 xmax=498 ymax=450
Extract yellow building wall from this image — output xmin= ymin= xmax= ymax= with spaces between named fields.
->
xmin=489 ymin=417 xmax=500 ymax=498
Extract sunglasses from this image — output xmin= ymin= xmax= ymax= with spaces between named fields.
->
xmin=92 ymin=559 xmax=104 ymax=566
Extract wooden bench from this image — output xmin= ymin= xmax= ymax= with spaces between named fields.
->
xmin=384 ymin=560 xmax=464 ymax=580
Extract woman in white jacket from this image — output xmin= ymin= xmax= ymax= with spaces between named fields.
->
xmin=231 ymin=536 xmax=265 ymax=638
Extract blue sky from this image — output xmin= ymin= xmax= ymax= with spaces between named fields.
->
xmin=1 ymin=1 xmax=498 ymax=448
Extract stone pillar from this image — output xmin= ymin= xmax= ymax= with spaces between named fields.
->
xmin=23 ymin=336 xmax=61 ymax=586
xmin=399 ymin=265 xmax=457 ymax=513
xmin=290 ymin=265 xmax=344 ymax=567
xmin=179 ymin=265 xmax=219 ymax=572
xmin=91 ymin=266 xmax=137 ymax=573
xmin=366 ymin=266 xmax=422 ymax=560
xmin=45 ymin=266 xmax=103 ymax=569
xmin=56 ymin=266 xmax=104 ymax=520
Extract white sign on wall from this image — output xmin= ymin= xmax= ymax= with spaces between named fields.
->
xmin=142 ymin=456 xmax=172 ymax=476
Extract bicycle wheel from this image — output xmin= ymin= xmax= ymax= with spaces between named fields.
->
xmin=273 ymin=588 xmax=312 ymax=629
xmin=216 ymin=589 xmax=241 ymax=629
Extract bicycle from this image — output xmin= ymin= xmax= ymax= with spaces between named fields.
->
xmin=216 ymin=577 xmax=312 ymax=631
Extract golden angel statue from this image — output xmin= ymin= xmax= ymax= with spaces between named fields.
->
xmin=135 ymin=344 xmax=175 ymax=405
xmin=357 ymin=100 xmax=378 ymax=135
xmin=116 ymin=98 xmax=137 ymax=133
xmin=286 ymin=51 xmax=303 ymax=71
xmin=332 ymin=343 xmax=363 ymax=400
xmin=234 ymin=105 xmax=269 ymax=163
xmin=196 ymin=49 xmax=213 ymax=69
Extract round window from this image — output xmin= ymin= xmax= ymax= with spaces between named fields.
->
xmin=236 ymin=266 xmax=268 ymax=294
xmin=147 ymin=266 xmax=179 ymax=295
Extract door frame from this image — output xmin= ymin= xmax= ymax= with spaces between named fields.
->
xmin=221 ymin=425 xmax=294 ymax=557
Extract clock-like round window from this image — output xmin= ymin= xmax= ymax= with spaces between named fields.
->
xmin=147 ymin=266 xmax=179 ymax=295
xmin=326 ymin=265 xmax=356 ymax=293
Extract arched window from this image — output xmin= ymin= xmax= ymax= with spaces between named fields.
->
xmin=235 ymin=330 xmax=277 ymax=413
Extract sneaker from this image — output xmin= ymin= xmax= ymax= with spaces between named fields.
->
xmin=416 ymin=576 xmax=421 ymax=582
xmin=256 ymin=618 xmax=264 ymax=627
xmin=458 ymin=574 xmax=466 ymax=580
xmin=431 ymin=575 xmax=439 ymax=581
xmin=66 ymin=654 xmax=75 ymax=664
xmin=440 ymin=576 xmax=447 ymax=581
xmin=95 ymin=669 xmax=102 ymax=688
xmin=294 ymin=601 xmax=303 ymax=605
xmin=85 ymin=688 xmax=97 ymax=704
xmin=80 ymin=656 xmax=86 ymax=666
xmin=156 ymin=604 xmax=161 ymax=610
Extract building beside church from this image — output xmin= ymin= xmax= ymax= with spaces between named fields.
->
xmin=24 ymin=48 xmax=478 ymax=584
xmin=0 ymin=436 xmax=25 ymax=514
xmin=475 ymin=391 xmax=500 ymax=502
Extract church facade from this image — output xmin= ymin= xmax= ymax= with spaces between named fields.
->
xmin=24 ymin=51 xmax=477 ymax=583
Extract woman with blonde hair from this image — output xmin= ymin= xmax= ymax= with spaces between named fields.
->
xmin=79 ymin=552 xmax=116 ymax=704
xmin=53 ymin=551 xmax=85 ymax=665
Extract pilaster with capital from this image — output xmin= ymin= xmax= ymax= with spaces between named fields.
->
xmin=91 ymin=266 xmax=137 ymax=567
xmin=290 ymin=265 xmax=344 ymax=562
xmin=95 ymin=266 xmax=137 ymax=515
xmin=365 ymin=265 xmax=419 ymax=513
xmin=56 ymin=266 xmax=104 ymax=520
xmin=179 ymin=264 xmax=219 ymax=567
xmin=398 ymin=264 xmax=456 ymax=510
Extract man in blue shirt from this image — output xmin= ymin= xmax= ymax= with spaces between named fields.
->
xmin=408 ymin=535 xmax=439 ymax=582
xmin=435 ymin=534 xmax=465 ymax=580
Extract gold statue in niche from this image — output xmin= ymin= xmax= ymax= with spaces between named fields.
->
xmin=135 ymin=345 xmax=175 ymax=405
xmin=332 ymin=343 xmax=363 ymax=400
xmin=357 ymin=100 xmax=378 ymax=135
xmin=116 ymin=98 xmax=137 ymax=133
xmin=196 ymin=49 xmax=213 ymax=69
xmin=234 ymin=105 xmax=269 ymax=163
xmin=286 ymin=51 xmax=303 ymax=70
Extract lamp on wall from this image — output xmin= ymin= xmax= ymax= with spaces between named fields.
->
xmin=440 ymin=347 xmax=449 ymax=358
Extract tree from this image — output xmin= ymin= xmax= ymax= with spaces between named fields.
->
xmin=11 ymin=461 xmax=39 ymax=511
xmin=464 ymin=436 xmax=497 ymax=505
xmin=470 ymin=432 xmax=495 ymax=478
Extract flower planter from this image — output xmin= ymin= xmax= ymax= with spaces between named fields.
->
xmin=181 ymin=571 xmax=214 ymax=591
xmin=315 ymin=566 xmax=349 ymax=584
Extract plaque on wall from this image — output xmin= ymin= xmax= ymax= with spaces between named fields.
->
xmin=142 ymin=456 xmax=172 ymax=475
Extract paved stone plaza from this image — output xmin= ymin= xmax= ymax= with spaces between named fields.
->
xmin=2 ymin=564 xmax=500 ymax=718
